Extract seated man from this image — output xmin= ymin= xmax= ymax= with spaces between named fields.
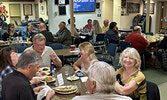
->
xmin=2 ymin=50 xmax=55 ymax=100
xmin=72 ymin=61 xmax=132 ymax=100
xmin=102 ymin=19 xmax=109 ymax=33
xmin=125 ymin=26 xmax=153 ymax=66
xmin=53 ymin=22 xmax=72 ymax=46
xmin=24 ymin=33 xmax=62 ymax=67
xmin=38 ymin=23 xmax=53 ymax=42
xmin=104 ymin=22 xmax=120 ymax=46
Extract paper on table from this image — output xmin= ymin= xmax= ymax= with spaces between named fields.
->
xmin=37 ymin=85 xmax=52 ymax=100
xmin=81 ymin=76 xmax=88 ymax=83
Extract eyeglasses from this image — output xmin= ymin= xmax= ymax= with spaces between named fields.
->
xmin=34 ymin=43 xmax=45 ymax=47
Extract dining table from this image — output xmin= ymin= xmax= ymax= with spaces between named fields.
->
xmin=43 ymin=65 xmax=88 ymax=100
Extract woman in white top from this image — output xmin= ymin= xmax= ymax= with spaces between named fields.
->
xmin=73 ymin=42 xmax=98 ymax=75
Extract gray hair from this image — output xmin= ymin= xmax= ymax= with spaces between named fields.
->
xmin=119 ymin=47 xmax=141 ymax=70
xmin=32 ymin=33 xmax=46 ymax=44
xmin=88 ymin=61 xmax=116 ymax=94
xmin=133 ymin=26 xmax=141 ymax=33
xmin=103 ymin=19 xmax=109 ymax=23
xmin=16 ymin=50 xmax=42 ymax=69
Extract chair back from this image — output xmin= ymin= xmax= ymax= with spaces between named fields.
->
xmin=57 ymin=55 xmax=64 ymax=66
xmin=147 ymin=81 xmax=160 ymax=100
xmin=96 ymin=33 xmax=105 ymax=42
xmin=145 ymin=32 xmax=154 ymax=36
xmin=49 ymin=43 xmax=63 ymax=50
xmin=17 ymin=45 xmax=31 ymax=53
xmin=120 ymin=41 xmax=131 ymax=51
xmin=107 ymin=43 xmax=117 ymax=57
xmin=45 ymin=42 xmax=52 ymax=46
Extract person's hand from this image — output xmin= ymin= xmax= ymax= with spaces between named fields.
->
xmin=46 ymin=90 xmax=55 ymax=100
xmin=33 ymin=86 xmax=44 ymax=95
xmin=27 ymin=41 xmax=32 ymax=45
xmin=30 ymin=78 xmax=42 ymax=85
xmin=75 ymin=69 xmax=82 ymax=74
xmin=50 ymin=53 xmax=57 ymax=62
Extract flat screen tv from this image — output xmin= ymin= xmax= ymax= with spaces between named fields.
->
xmin=73 ymin=0 xmax=96 ymax=12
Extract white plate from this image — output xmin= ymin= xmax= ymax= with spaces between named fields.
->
xmin=45 ymin=77 xmax=56 ymax=83
xmin=66 ymin=76 xmax=79 ymax=81
xmin=55 ymin=88 xmax=78 ymax=94
xmin=53 ymin=85 xmax=78 ymax=94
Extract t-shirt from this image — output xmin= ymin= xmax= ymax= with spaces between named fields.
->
xmin=24 ymin=46 xmax=61 ymax=67
xmin=125 ymin=32 xmax=149 ymax=53
xmin=116 ymin=68 xmax=147 ymax=100
xmin=102 ymin=26 xmax=109 ymax=33
xmin=72 ymin=93 xmax=132 ymax=100
xmin=2 ymin=70 xmax=36 ymax=100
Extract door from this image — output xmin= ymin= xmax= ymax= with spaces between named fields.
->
xmin=9 ymin=4 xmax=21 ymax=29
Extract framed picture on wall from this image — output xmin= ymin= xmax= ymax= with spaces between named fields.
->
xmin=40 ymin=3 xmax=45 ymax=15
xmin=143 ymin=3 xmax=154 ymax=14
xmin=127 ymin=2 xmax=140 ymax=13
xmin=23 ymin=4 xmax=32 ymax=16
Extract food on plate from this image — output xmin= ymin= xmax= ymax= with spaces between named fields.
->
xmin=42 ymin=68 xmax=49 ymax=71
xmin=67 ymin=75 xmax=79 ymax=81
xmin=45 ymin=76 xmax=53 ymax=82
xmin=54 ymin=85 xmax=77 ymax=93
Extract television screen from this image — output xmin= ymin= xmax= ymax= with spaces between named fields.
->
xmin=74 ymin=0 xmax=96 ymax=12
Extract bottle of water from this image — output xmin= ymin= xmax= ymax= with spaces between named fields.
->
xmin=50 ymin=61 xmax=55 ymax=76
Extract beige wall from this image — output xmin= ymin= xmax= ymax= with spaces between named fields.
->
xmin=113 ymin=0 xmax=121 ymax=28
xmin=102 ymin=0 xmax=113 ymax=25
xmin=1 ymin=1 xmax=48 ymax=24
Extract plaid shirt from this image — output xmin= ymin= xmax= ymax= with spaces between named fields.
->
xmin=0 ymin=66 xmax=13 ymax=99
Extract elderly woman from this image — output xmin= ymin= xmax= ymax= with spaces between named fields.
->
xmin=73 ymin=42 xmax=98 ymax=75
xmin=115 ymin=47 xmax=147 ymax=100
xmin=72 ymin=61 xmax=132 ymax=100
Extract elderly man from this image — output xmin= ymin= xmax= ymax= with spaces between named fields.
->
xmin=104 ymin=22 xmax=120 ymax=46
xmin=2 ymin=50 xmax=55 ymax=100
xmin=72 ymin=62 xmax=132 ymax=100
xmin=39 ymin=23 xmax=53 ymax=42
xmin=53 ymin=21 xmax=72 ymax=46
xmin=102 ymin=19 xmax=109 ymax=33
xmin=24 ymin=33 xmax=62 ymax=67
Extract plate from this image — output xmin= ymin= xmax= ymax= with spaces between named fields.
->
xmin=39 ymin=67 xmax=50 ymax=72
xmin=44 ymin=76 xmax=56 ymax=83
xmin=66 ymin=75 xmax=79 ymax=81
xmin=53 ymin=85 xmax=78 ymax=94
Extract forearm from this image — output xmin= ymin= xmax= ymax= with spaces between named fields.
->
xmin=53 ymin=59 xmax=62 ymax=67
xmin=115 ymin=82 xmax=131 ymax=95
xmin=73 ymin=64 xmax=80 ymax=71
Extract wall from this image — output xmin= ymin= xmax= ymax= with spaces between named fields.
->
xmin=48 ymin=0 xmax=102 ymax=34
xmin=113 ymin=0 xmax=121 ymax=28
xmin=1 ymin=1 xmax=48 ymax=24
xmin=37 ymin=0 xmax=48 ymax=20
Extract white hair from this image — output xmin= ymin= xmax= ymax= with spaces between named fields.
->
xmin=119 ymin=47 xmax=141 ymax=70
xmin=88 ymin=61 xmax=116 ymax=94
xmin=103 ymin=19 xmax=109 ymax=23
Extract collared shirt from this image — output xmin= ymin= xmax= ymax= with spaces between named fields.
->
xmin=24 ymin=46 xmax=61 ymax=67
xmin=72 ymin=92 xmax=132 ymax=100
xmin=125 ymin=32 xmax=149 ymax=53
xmin=0 ymin=66 xmax=13 ymax=100
xmin=2 ymin=70 xmax=36 ymax=100
xmin=102 ymin=26 xmax=109 ymax=33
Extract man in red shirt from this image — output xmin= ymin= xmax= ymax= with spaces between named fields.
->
xmin=125 ymin=26 xmax=149 ymax=53
xmin=125 ymin=26 xmax=154 ymax=67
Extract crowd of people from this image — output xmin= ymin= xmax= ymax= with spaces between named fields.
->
xmin=0 ymin=16 xmax=164 ymax=100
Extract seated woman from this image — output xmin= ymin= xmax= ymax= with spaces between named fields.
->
xmin=73 ymin=42 xmax=98 ymax=75
xmin=3 ymin=23 xmax=18 ymax=41
xmin=0 ymin=47 xmax=42 ymax=99
xmin=115 ymin=47 xmax=147 ymax=100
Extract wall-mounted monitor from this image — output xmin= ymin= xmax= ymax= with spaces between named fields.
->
xmin=74 ymin=0 xmax=96 ymax=12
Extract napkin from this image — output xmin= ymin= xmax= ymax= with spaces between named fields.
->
xmin=37 ymin=85 xmax=52 ymax=100
xmin=81 ymin=76 xmax=88 ymax=83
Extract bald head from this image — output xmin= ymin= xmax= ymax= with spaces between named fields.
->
xmin=133 ymin=26 xmax=141 ymax=34
xmin=39 ymin=23 xmax=46 ymax=32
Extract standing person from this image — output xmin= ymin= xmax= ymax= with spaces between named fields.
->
xmin=2 ymin=50 xmax=55 ymax=100
xmin=115 ymin=48 xmax=147 ymax=100
xmin=24 ymin=33 xmax=62 ymax=67
xmin=3 ymin=23 xmax=18 ymax=41
xmin=102 ymin=19 xmax=109 ymax=33
xmin=72 ymin=61 xmax=132 ymax=100
xmin=73 ymin=42 xmax=98 ymax=75
xmin=104 ymin=22 xmax=120 ymax=46
xmin=53 ymin=21 xmax=72 ymax=46
xmin=38 ymin=23 xmax=53 ymax=42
